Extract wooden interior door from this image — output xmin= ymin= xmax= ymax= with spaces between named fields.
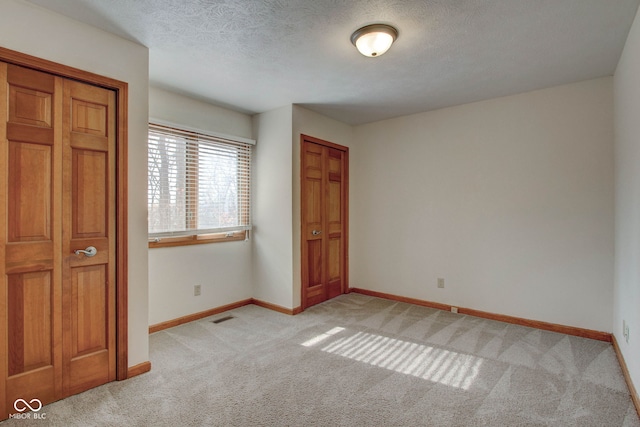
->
xmin=301 ymin=135 xmax=348 ymax=309
xmin=62 ymin=78 xmax=116 ymax=396
xmin=0 ymin=62 xmax=116 ymax=418
xmin=0 ymin=61 xmax=63 ymax=417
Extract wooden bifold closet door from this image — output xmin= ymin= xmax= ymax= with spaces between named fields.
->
xmin=0 ymin=62 xmax=116 ymax=418
xmin=301 ymin=135 xmax=349 ymax=309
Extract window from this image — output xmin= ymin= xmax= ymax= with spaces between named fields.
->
xmin=147 ymin=122 xmax=253 ymax=247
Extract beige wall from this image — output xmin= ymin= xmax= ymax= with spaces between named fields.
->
xmin=352 ymin=77 xmax=615 ymax=332
xmin=0 ymin=0 xmax=150 ymax=366
xmin=614 ymin=3 xmax=640 ymax=397
xmin=148 ymin=87 xmax=254 ymax=325
xmin=251 ymin=106 xmax=294 ymax=307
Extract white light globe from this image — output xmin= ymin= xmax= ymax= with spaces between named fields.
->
xmin=356 ymin=32 xmax=394 ymax=57
xmin=351 ymin=24 xmax=398 ymax=58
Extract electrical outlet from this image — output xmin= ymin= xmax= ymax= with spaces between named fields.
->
xmin=194 ymin=284 xmax=201 ymax=296
xmin=437 ymin=278 xmax=445 ymax=288
xmin=451 ymin=306 xmax=458 ymax=314
xmin=623 ymin=320 xmax=629 ymax=343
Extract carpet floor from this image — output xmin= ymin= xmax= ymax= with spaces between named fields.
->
xmin=3 ymin=293 xmax=639 ymax=426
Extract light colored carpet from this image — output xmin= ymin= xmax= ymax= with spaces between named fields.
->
xmin=3 ymin=293 xmax=639 ymax=426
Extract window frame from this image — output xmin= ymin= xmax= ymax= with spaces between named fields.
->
xmin=147 ymin=120 xmax=254 ymax=248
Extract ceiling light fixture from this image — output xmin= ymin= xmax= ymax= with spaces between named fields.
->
xmin=351 ymin=24 xmax=398 ymax=57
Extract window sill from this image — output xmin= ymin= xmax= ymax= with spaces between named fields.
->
xmin=148 ymin=231 xmax=247 ymax=248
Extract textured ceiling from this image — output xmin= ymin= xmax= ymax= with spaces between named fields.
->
xmin=26 ymin=0 xmax=640 ymax=125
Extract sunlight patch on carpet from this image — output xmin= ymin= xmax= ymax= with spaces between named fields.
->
xmin=303 ymin=328 xmax=483 ymax=390
xmin=301 ymin=327 xmax=346 ymax=347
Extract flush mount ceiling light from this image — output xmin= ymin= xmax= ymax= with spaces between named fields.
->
xmin=350 ymin=24 xmax=398 ymax=57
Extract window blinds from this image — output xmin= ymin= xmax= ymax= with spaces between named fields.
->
xmin=148 ymin=123 xmax=252 ymax=238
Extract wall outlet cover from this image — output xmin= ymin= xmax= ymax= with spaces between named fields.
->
xmin=623 ymin=320 xmax=629 ymax=343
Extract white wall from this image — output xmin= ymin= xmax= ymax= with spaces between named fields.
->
xmin=0 ymin=0 xmax=150 ymax=366
xmin=149 ymin=87 xmax=253 ymax=140
xmin=352 ymin=78 xmax=615 ymax=332
xmin=614 ymin=4 xmax=640 ymax=397
xmin=148 ymin=87 xmax=254 ymax=325
xmin=292 ymin=106 xmax=355 ymax=307
xmin=252 ymin=106 xmax=294 ymax=307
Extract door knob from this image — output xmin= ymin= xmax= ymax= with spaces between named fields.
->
xmin=312 ymin=230 xmax=322 ymax=236
xmin=74 ymin=246 xmax=97 ymax=257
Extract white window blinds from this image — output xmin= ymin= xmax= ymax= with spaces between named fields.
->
xmin=148 ymin=123 xmax=252 ymax=238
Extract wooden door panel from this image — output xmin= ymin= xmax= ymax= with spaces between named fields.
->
xmin=9 ymin=86 xmax=52 ymax=127
xmin=69 ymin=134 xmax=110 ymax=152
xmin=327 ymin=283 xmax=342 ymax=299
xmin=71 ymin=99 xmax=107 ymax=136
xmin=302 ymin=142 xmax=326 ymax=307
xmin=328 ymin=239 xmax=341 ymax=282
xmin=5 ymin=243 xmax=54 ymax=274
xmin=68 ymin=349 xmax=109 ymax=396
xmin=306 ymin=144 xmax=322 ymax=167
xmin=1 ymin=63 xmax=63 ymax=417
xmin=62 ymin=79 xmax=116 ymax=396
xmin=71 ymin=265 xmax=107 ymax=356
xmin=7 ymin=65 xmax=55 ymax=95
xmin=305 ymin=179 xmax=322 ymax=225
xmin=7 ymin=272 xmax=52 ymax=376
xmin=307 ymin=240 xmax=322 ymax=288
xmin=68 ymin=79 xmax=110 ymax=119
xmin=327 ymin=148 xmax=343 ymax=300
xmin=72 ymin=150 xmax=107 ymax=238
xmin=328 ymin=181 xmax=342 ymax=235
xmin=8 ymin=142 xmax=52 ymax=242
xmin=306 ymin=238 xmax=325 ymax=306
xmin=328 ymin=181 xmax=341 ymax=219
xmin=6 ymin=367 xmax=56 ymax=415
xmin=6 ymin=123 xmax=54 ymax=146
xmin=327 ymin=237 xmax=342 ymax=299
xmin=328 ymin=161 xmax=340 ymax=174
xmin=6 ymin=64 xmax=54 ymax=130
